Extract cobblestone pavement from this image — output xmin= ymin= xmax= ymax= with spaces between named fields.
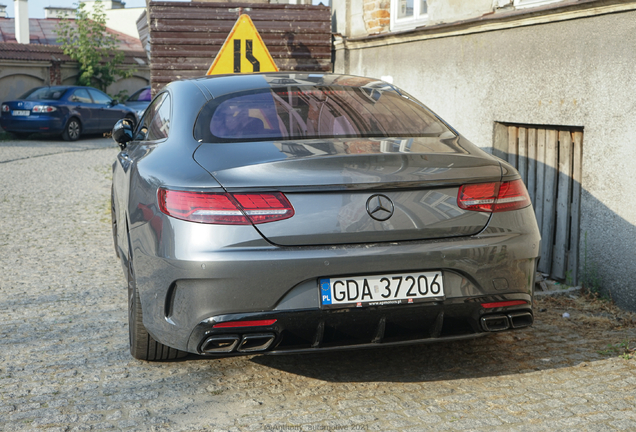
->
xmin=1 ymin=137 xmax=635 ymax=432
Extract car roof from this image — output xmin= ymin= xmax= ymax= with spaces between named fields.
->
xmin=189 ymin=73 xmax=396 ymax=99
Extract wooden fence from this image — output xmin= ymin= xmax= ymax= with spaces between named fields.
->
xmin=494 ymin=123 xmax=583 ymax=283
xmin=145 ymin=2 xmax=332 ymax=94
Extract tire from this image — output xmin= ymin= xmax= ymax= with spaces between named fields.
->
xmin=127 ymin=250 xmax=187 ymax=361
xmin=62 ymin=118 xmax=81 ymax=141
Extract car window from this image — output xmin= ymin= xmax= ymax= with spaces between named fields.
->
xmin=146 ymin=94 xmax=171 ymax=140
xmin=194 ymin=86 xmax=454 ymax=143
xmin=20 ymin=87 xmax=68 ymax=100
xmin=128 ymin=87 xmax=152 ymax=102
xmin=88 ymin=89 xmax=112 ymax=105
xmin=136 ymin=93 xmax=170 ymax=141
xmin=70 ymin=89 xmax=92 ymax=104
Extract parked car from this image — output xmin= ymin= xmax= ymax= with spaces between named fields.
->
xmin=0 ymin=85 xmax=137 ymax=141
xmin=111 ymin=73 xmax=541 ymax=361
xmin=122 ymin=86 xmax=152 ymax=120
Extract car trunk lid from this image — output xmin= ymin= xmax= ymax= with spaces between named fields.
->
xmin=193 ymin=137 xmax=501 ymax=246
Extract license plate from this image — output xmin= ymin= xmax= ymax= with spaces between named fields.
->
xmin=12 ymin=110 xmax=30 ymax=116
xmin=320 ymin=271 xmax=444 ymax=309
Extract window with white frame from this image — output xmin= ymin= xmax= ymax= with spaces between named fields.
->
xmin=513 ymin=0 xmax=564 ymax=9
xmin=390 ymin=0 xmax=428 ymax=32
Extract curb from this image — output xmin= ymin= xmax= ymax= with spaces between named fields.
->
xmin=535 ymin=286 xmax=582 ymax=297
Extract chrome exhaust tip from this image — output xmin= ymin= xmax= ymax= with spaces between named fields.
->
xmin=200 ymin=334 xmax=240 ymax=353
xmin=508 ymin=311 xmax=533 ymax=329
xmin=481 ymin=315 xmax=510 ymax=332
xmin=237 ymin=333 xmax=276 ymax=353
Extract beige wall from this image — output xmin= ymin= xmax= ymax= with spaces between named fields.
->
xmin=427 ymin=0 xmax=493 ymax=24
xmin=0 ymin=59 xmax=149 ymax=102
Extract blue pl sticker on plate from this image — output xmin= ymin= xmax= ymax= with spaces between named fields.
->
xmin=320 ymin=279 xmax=332 ymax=305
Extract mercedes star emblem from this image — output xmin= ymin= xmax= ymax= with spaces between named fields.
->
xmin=366 ymin=194 xmax=394 ymax=221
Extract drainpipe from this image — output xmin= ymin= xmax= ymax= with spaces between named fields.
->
xmin=15 ymin=0 xmax=30 ymax=44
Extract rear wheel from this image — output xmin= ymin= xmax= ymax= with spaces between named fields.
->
xmin=127 ymin=250 xmax=187 ymax=361
xmin=62 ymin=118 xmax=81 ymax=141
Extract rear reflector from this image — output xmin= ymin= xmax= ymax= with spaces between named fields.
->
xmin=481 ymin=300 xmax=528 ymax=309
xmin=458 ymin=179 xmax=531 ymax=213
xmin=213 ymin=319 xmax=277 ymax=328
xmin=158 ymin=189 xmax=294 ymax=225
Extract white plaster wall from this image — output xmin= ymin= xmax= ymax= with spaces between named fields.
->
xmin=104 ymin=8 xmax=146 ymax=38
xmin=427 ymin=0 xmax=493 ymax=24
xmin=337 ymin=11 xmax=636 ymax=311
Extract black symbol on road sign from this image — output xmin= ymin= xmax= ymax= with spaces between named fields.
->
xmin=233 ymin=39 xmax=261 ymax=73
xmin=245 ymin=40 xmax=260 ymax=72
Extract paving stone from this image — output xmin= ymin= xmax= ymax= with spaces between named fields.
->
xmin=1 ymin=137 xmax=636 ymax=431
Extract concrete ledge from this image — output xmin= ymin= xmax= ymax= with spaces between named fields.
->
xmin=535 ymin=286 xmax=582 ymax=297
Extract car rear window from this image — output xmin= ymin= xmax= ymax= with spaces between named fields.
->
xmin=20 ymin=87 xmax=68 ymax=100
xmin=194 ymin=86 xmax=454 ymax=143
xmin=129 ymin=87 xmax=152 ymax=102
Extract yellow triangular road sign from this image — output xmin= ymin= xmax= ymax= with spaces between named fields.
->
xmin=207 ymin=14 xmax=279 ymax=75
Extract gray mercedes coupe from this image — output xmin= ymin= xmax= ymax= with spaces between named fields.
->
xmin=111 ymin=73 xmax=541 ymax=361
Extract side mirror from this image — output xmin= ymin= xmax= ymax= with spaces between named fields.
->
xmin=112 ymin=118 xmax=134 ymax=150
xmin=109 ymin=99 xmax=119 ymax=107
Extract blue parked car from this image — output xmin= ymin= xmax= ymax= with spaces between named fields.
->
xmin=0 ymin=86 xmax=137 ymax=141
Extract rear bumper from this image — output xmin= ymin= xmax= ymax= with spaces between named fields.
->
xmin=130 ymin=205 xmax=541 ymax=354
xmin=187 ymin=295 xmax=533 ymax=355
xmin=0 ymin=115 xmax=65 ymax=134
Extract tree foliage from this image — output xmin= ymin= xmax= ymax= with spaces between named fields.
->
xmin=55 ymin=1 xmax=136 ymax=94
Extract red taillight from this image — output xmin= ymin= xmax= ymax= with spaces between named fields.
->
xmin=458 ymin=180 xmax=531 ymax=213
xmin=32 ymin=105 xmax=57 ymax=113
xmin=158 ymin=188 xmax=294 ymax=225
xmin=213 ymin=319 xmax=277 ymax=328
xmin=1 ymin=104 xmax=9 ymax=112
xmin=481 ymin=300 xmax=528 ymax=308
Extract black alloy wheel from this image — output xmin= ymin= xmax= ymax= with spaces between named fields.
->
xmin=62 ymin=118 xmax=81 ymax=141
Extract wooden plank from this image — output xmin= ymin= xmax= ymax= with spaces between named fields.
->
xmin=150 ymin=21 xmax=331 ymax=33
xmin=507 ymin=126 xmax=517 ymax=167
xmin=538 ymin=129 xmax=558 ymax=274
xmin=150 ymin=2 xmax=331 ymax=12
xmin=534 ymin=128 xmax=546 ymax=232
xmin=527 ymin=128 xmax=537 ymax=205
xmin=150 ymin=33 xmax=331 ymax=44
xmin=492 ymin=122 xmax=508 ymax=161
xmin=149 ymin=10 xmax=331 ymax=21
xmin=518 ymin=127 xmax=528 ymax=185
xmin=567 ymin=131 xmax=583 ymax=284
xmin=551 ymin=130 xmax=573 ymax=280
xmin=151 ymin=47 xmax=331 ymax=58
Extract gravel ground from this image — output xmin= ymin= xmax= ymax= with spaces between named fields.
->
xmin=0 ymin=136 xmax=635 ymax=431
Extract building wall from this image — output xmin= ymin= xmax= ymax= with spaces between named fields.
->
xmin=101 ymin=8 xmax=147 ymax=39
xmin=0 ymin=59 xmax=150 ymax=102
xmin=427 ymin=0 xmax=494 ymax=24
xmin=334 ymin=7 xmax=636 ymax=311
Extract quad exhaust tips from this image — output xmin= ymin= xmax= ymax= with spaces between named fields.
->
xmin=200 ymin=334 xmax=240 ymax=353
xmin=481 ymin=312 xmax=533 ymax=332
xmin=200 ymin=333 xmax=276 ymax=354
